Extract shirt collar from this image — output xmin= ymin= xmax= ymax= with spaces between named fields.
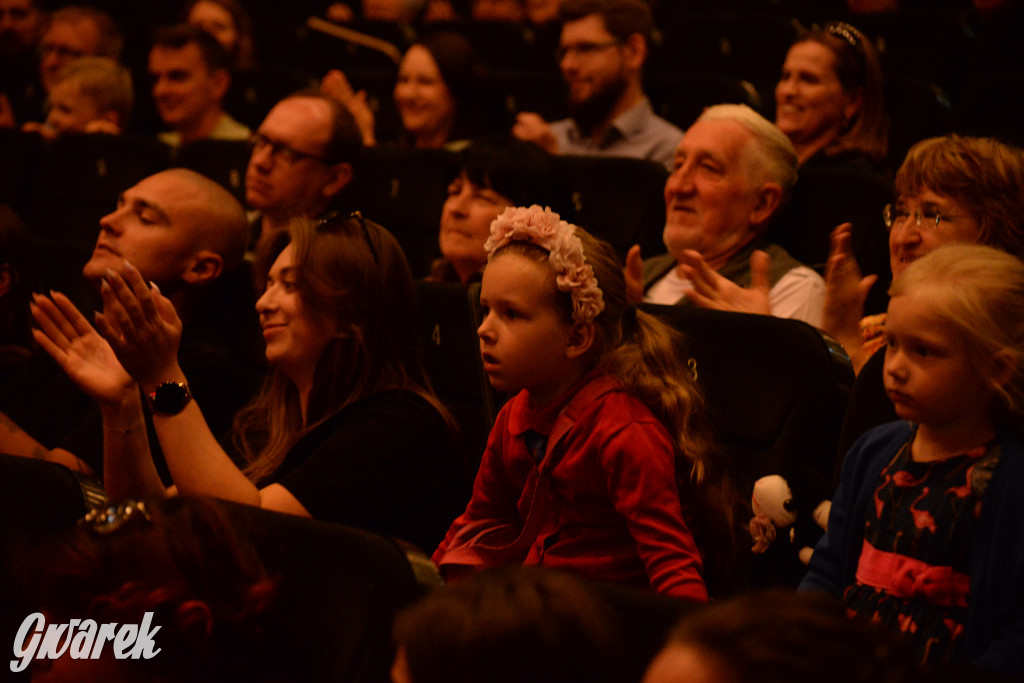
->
xmin=506 ymin=369 xmax=600 ymax=438
xmin=566 ymin=97 xmax=656 ymax=148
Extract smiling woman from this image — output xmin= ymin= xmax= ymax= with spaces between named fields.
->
xmin=30 ymin=215 xmax=464 ymax=552
xmin=774 ymin=22 xmax=887 ymax=170
xmin=430 ymin=137 xmax=569 ymax=283
xmin=322 ymin=31 xmax=508 ymax=149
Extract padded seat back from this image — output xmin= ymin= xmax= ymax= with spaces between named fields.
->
xmin=221 ymin=500 xmax=433 ymax=682
xmin=769 ymin=166 xmax=893 ymax=313
xmin=335 ymin=147 xmax=458 ymax=278
xmin=174 ymin=138 xmax=252 ymax=205
xmin=639 ymin=305 xmax=853 ymax=586
xmin=27 ymin=132 xmax=170 ymax=248
xmin=414 ymin=280 xmax=502 ymax=484
xmin=554 ymin=155 xmax=668 ymax=262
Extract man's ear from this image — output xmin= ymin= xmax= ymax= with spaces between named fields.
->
xmin=565 ymin=320 xmax=595 ymax=360
xmin=322 ymin=161 xmax=354 ymax=200
xmin=181 ymin=250 xmax=224 ymax=285
xmin=749 ymin=183 xmax=783 ymax=232
xmin=211 ymin=68 xmax=231 ymax=101
xmin=622 ymin=32 xmax=646 ymax=71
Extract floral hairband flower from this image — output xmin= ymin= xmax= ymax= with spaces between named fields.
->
xmin=484 ymin=205 xmax=605 ymax=324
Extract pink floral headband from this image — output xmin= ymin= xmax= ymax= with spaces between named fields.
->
xmin=484 ymin=205 xmax=605 ymax=324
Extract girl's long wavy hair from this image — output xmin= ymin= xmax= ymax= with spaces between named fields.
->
xmin=494 ymin=229 xmax=744 ymax=594
xmin=234 ymin=214 xmax=449 ymax=483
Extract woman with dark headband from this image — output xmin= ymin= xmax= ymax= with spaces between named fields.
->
xmin=29 ymin=215 xmax=463 ymax=552
xmin=775 ymin=21 xmax=889 ymax=171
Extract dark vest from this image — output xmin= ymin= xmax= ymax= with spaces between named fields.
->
xmin=642 ymin=238 xmax=805 ymax=305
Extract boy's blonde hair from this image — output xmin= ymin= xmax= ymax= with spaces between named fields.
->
xmin=891 ymin=244 xmax=1024 ymax=424
xmin=54 ymin=56 xmax=133 ymax=128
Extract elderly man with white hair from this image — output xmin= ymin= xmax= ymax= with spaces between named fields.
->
xmin=626 ymin=104 xmax=825 ymax=326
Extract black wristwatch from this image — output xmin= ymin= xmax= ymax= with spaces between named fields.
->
xmin=147 ymin=381 xmax=192 ymax=415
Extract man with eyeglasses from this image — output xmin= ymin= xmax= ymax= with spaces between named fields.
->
xmin=512 ymin=0 xmax=681 ymax=171
xmin=0 ymin=0 xmax=41 ymax=58
xmin=245 ymin=92 xmax=363 ymax=244
xmin=38 ymin=5 xmax=121 ymax=94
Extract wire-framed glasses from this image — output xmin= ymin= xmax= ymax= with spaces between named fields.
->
xmin=883 ymin=203 xmax=966 ymax=232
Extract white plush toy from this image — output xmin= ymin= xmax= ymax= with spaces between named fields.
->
xmin=749 ymin=475 xmax=797 ymax=553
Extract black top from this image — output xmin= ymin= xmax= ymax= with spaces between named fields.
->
xmin=276 ymin=388 xmax=465 ymax=553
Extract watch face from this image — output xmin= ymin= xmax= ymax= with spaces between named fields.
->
xmin=152 ymin=382 xmax=192 ymax=415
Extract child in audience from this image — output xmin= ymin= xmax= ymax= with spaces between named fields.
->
xmin=23 ymin=56 xmax=132 ymax=138
xmin=802 ymin=244 xmax=1024 ymax=673
xmin=433 ymin=205 xmax=741 ymax=600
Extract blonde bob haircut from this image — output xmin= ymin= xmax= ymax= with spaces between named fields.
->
xmin=890 ymin=243 xmax=1024 ymax=425
xmin=55 ymin=56 xmax=133 ymax=128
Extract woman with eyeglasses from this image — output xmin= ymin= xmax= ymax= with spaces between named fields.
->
xmin=823 ymin=134 xmax=1024 ymax=377
xmin=30 ymin=215 xmax=464 ymax=553
xmin=774 ymin=22 xmax=888 ymax=171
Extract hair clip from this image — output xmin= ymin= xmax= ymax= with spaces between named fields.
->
xmin=80 ymin=500 xmax=152 ymax=535
xmin=820 ymin=21 xmax=864 ymax=55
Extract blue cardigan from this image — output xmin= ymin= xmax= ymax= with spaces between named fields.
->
xmin=799 ymin=421 xmax=1024 ymax=673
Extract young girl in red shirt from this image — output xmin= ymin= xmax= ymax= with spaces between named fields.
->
xmin=433 ymin=205 xmax=740 ymax=599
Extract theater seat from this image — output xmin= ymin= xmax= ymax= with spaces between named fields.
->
xmin=1 ymin=489 xmax=436 ymax=683
xmin=335 ymin=147 xmax=458 ymax=278
xmin=553 ymin=155 xmax=668 ymax=262
xmin=639 ymin=305 xmax=854 ymax=588
xmin=27 ymin=132 xmax=170 ymax=248
xmin=414 ymin=280 xmax=502 ymax=486
xmin=769 ymin=166 xmax=893 ymax=314
xmin=174 ymin=138 xmax=252 ymax=205
xmin=646 ymin=72 xmax=763 ymax=130
xmin=218 ymin=499 xmax=438 ymax=682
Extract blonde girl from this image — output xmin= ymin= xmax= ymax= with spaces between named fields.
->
xmin=433 ymin=205 xmax=740 ymax=600
xmin=802 ymin=244 xmax=1024 ymax=673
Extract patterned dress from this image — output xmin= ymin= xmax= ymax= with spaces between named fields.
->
xmin=843 ymin=436 xmax=1001 ymax=664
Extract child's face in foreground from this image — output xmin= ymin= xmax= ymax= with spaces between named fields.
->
xmin=45 ymin=80 xmax=104 ymax=135
xmin=478 ymin=251 xmax=576 ymax=403
xmin=883 ymin=290 xmax=996 ymax=437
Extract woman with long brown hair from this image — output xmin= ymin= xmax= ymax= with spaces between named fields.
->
xmin=31 ymin=214 xmax=463 ymax=551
